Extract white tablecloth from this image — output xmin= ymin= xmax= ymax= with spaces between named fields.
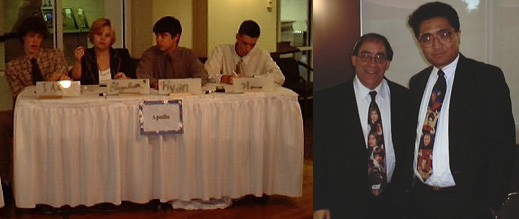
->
xmin=13 ymin=85 xmax=304 ymax=208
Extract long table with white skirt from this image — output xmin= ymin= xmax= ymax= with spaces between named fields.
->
xmin=13 ymin=84 xmax=304 ymax=208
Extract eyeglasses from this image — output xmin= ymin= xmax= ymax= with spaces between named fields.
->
xmin=357 ymin=53 xmax=388 ymax=65
xmin=418 ymin=30 xmax=455 ymax=48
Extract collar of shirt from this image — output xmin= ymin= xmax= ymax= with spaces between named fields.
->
xmin=233 ymin=45 xmax=258 ymax=63
xmin=22 ymin=49 xmax=43 ymax=62
xmin=165 ymin=47 xmax=181 ymax=57
xmin=353 ymin=76 xmax=389 ymax=103
xmin=432 ymin=53 xmax=459 ymax=82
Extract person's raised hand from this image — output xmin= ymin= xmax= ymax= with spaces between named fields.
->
xmin=73 ymin=46 xmax=85 ymax=61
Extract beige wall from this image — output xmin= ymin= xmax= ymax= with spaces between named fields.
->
xmin=152 ymin=0 xmax=193 ymax=49
xmin=130 ymin=0 xmax=153 ymax=58
xmin=130 ymin=0 xmax=278 ymax=58
xmin=207 ymin=0 xmax=278 ymax=55
xmin=130 ymin=0 xmax=193 ymax=58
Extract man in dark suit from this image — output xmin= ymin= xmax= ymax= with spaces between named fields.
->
xmin=314 ymin=33 xmax=412 ymax=219
xmin=407 ymin=2 xmax=516 ymax=219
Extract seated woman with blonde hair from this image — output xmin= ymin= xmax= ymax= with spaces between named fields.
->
xmin=71 ymin=18 xmax=136 ymax=84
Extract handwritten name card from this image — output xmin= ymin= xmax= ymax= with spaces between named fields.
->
xmin=232 ymin=78 xmax=274 ymax=93
xmin=107 ymin=79 xmax=150 ymax=94
xmin=158 ymin=78 xmax=203 ymax=95
xmin=36 ymin=81 xmax=81 ymax=98
xmin=139 ymin=100 xmax=184 ymax=134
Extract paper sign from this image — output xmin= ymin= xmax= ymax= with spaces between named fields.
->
xmin=233 ymin=78 xmax=274 ymax=92
xmin=107 ymin=79 xmax=150 ymax=94
xmin=139 ymin=100 xmax=183 ymax=134
xmin=36 ymin=81 xmax=81 ymax=98
xmin=158 ymin=78 xmax=203 ymax=95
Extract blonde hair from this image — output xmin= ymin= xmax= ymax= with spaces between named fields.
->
xmin=88 ymin=18 xmax=116 ymax=45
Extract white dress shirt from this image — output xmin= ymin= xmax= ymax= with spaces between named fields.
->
xmin=205 ymin=44 xmax=285 ymax=85
xmin=354 ymin=77 xmax=396 ymax=183
xmin=413 ymin=54 xmax=460 ymax=187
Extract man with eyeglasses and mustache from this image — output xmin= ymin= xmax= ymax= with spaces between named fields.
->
xmin=407 ymin=2 xmax=515 ymax=219
xmin=314 ymin=33 xmax=412 ymax=219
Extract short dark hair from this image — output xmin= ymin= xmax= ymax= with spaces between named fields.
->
xmin=238 ymin=20 xmax=260 ymax=38
xmin=18 ymin=16 xmax=48 ymax=42
xmin=351 ymin=33 xmax=393 ymax=61
xmin=408 ymin=1 xmax=460 ymax=40
xmin=153 ymin=16 xmax=182 ymax=37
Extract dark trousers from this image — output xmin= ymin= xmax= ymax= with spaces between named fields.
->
xmin=407 ymin=182 xmax=493 ymax=219
xmin=0 ymin=110 xmax=13 ymax=185
xmin=331 ymin=184 xmax=403 ymax=219
xmin=365 ymin=188 xmax=403 ymax=219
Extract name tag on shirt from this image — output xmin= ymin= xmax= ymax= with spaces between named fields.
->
xmin=158 ymin=78 xmax=203 ymax=95
xmin=107 ymin=79 xmax=150 ymax=94
xmin=233 ymin=78 xmax=274 ymax=92
xmin=36 ymin=81 xmax=81 ymax=98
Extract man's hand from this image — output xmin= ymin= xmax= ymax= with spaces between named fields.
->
xmin=314 ymin=209 xmax=331 ymax=219
xmin=58 ymin=74 xmax=71 ymax=81
xmin=114 ymin=72 xmax=128 ymax=79
xmin=221 ymin=74 xmax=245 ymax=84
xmin=221 ymin=75 xmax=233 ymax=84
xmin=47 ymin=73 xmax=71 ymax=81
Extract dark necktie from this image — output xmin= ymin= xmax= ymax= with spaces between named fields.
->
xmin=367 ymin=91 xmax=387 ymax=196
xmin=417 ymin=70 xmax=447 ymax=181
xmin=164 ymin=54 xmax=177 ymax=78
xmin=30 ymin=58 xmax=44 ymax=84
xmin=235 ymin=58 xmax=244 ymax=74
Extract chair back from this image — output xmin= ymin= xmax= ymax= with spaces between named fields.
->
xmin=276 ymin=58 xmax=302 ymax=91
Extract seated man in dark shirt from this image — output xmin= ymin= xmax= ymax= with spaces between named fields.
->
xmin=137 ymin=16 xmax=208 ymax=88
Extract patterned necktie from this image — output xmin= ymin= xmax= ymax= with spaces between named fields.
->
xmin=235 ymin=58 xmax=244 ymax=74
xmin=30 ymin=58 xmax=44 ymax=84
xmin=367 ymin=91 xmax=387 ymax=196
xmin=417 ymin=70 xmax=447 ymax=181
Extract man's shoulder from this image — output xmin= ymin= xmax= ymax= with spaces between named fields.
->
xmin=145 ymin=45 xmax=159 ymax=52
xmin=177 ymin=47 xmax=196 ymax=55
xmin=316 ymin=79 xmax=352 ymax=99
xmin=6 ymin=55 xmax=27 ymax=68
xmin=409 ymin=66 xmax=433 ymax=85
xmin=459 ymin=55 xmax=501 ymax=73
xmin=250 ymin=46 xmax=270 ymax=56
xmin=387 ymin=79 xmax=409 ymax=93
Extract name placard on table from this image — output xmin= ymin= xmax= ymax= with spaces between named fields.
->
xmin=233 ymin=78 xmax=274 ymax=92
xmin=158 ymin=78 xmax=203 ymax=95
xmin=139 ymin=100 xmax=184 ymax=134
xmin=107 ymin=79 xmax=150 ymax=94
xmin=36 ymin=81 xmax=81 ymax=98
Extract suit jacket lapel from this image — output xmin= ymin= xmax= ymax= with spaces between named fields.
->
xmin=447 ymin=54 xmax=471 ymax=170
